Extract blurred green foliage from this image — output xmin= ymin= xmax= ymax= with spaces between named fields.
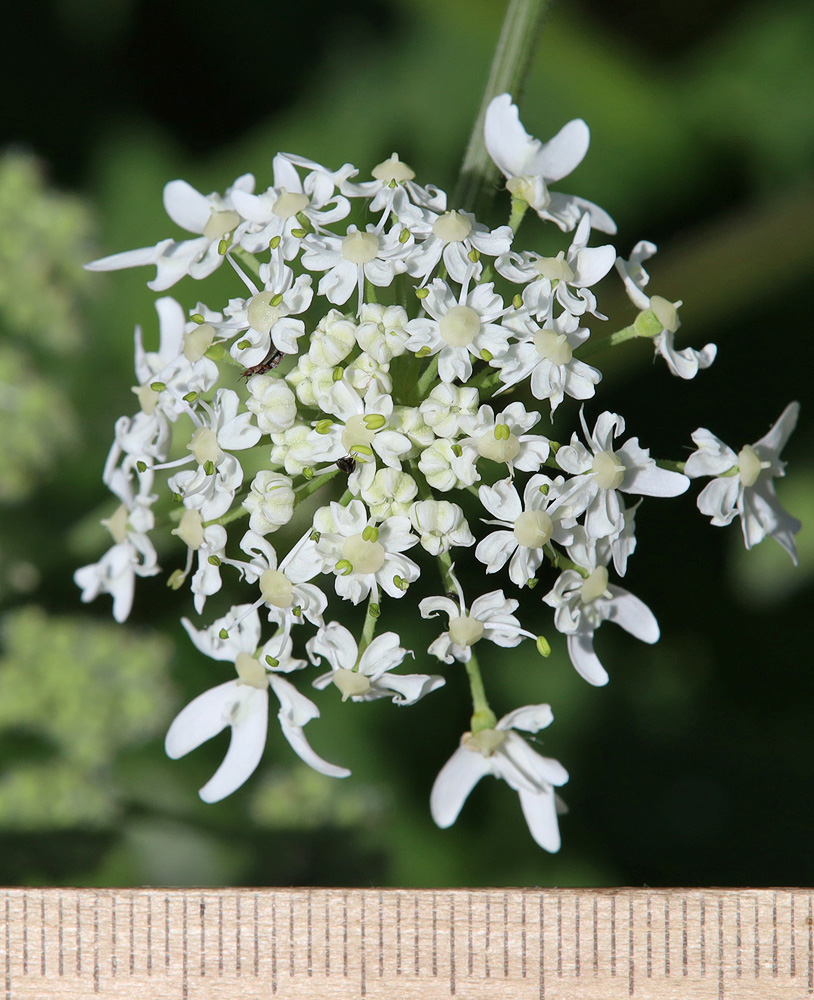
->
xmin=0 ymin=0 xmax=811 ymax=888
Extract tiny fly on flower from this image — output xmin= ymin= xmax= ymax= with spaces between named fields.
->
xmin=240 ymin=348 xmax=285 ymax=380
xmin=337 ymin=455 xmax=357 ymax=474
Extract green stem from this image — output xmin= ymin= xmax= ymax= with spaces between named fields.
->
xmin=294 ymin=467 xmax=341 ymax=504
xmin=358 ymin=593 xmax=381 ymax=657
xmin=203 ymin=504 xmax=249 ymax=529
xmin=415 ymin=355 xmax=439 ymax=399
xmin=465 ymin=652 xmax=497 ymax=733
xmin=232 ymin=247 xmax=263 ymax=282
xmin=453 ymin=0 xmax=552 ymax=214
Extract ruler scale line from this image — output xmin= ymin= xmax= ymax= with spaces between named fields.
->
xmin=360 ymin=891 xmax=366 ymax=996
xmin=449 ymin=893 xmax=455 ymax=996
xmin=57 ymin=892 xmax=63 ymax=978
xmin=717 ymin=896 xmax=724 ymax=1000
xmin=5 ymin=894 xmax=10 ymax=1000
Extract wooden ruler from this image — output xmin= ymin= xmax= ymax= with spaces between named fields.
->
xmin=1 ymin=887 xmax=811 ymax=998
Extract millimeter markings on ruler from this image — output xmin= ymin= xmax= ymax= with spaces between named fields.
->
xmin=1 ymin=887 xmax=811 ymax=999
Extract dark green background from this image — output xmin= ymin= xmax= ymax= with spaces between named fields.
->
xmin=1 ymin=0 xmax=812 ymax=888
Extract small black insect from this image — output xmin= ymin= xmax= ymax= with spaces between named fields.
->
xmin=337 ymin=455 xmax=357 ymax=474
xmin=240 ymin=347 xmax=285 ymax=380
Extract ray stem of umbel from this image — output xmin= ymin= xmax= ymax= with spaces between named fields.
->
xmin=453 ymin=0 xmax=553 ymax=216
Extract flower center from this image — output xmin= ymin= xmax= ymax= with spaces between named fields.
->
xmin=135 ymin=383 xmax=159 ymax=415
xmin=341 ymin=414 xmax=377 ymax=452
xmin=235 ymin=652 xmax=269 ymax=690
xmin=580 ymin=566 xmax=609 ymax=604
xmin=259 ymin=568 xmax=294 ymax=608
xmin=506 ymin=174 xmax=549 ymax=210
xmin=477 ymin=427 xmax=521 ymax=464
xmin=341 ymin=534 xmax=386 ymax=574
xmin=738 ymin=444 xmax=765 ymax=487
xmin=513 ymin=509 xmax=554 ymax=548
xmin=187 ymin=427 xmax=222 ymax=467
xmin=533 ymin=253 xmax=574 ymax=282
xmin=439 ymin=305 xmax=481 ymax=347
xmin=371 ymin=154 xmax=415 ymax=183
xmin=342 ymin=230 xmax=379 ymax=264
xmin=105 ymin=504 xmax=129 ymax=544
xmin=202 ymin=209 xmax=240 ymax=241
xmin=448 ymin=614 xmax=484 ymax=647
xmin=272 ymin=189 xmax=310 ymax=219
xmin=592 ymin=449 xmax=625 ymax=490
xmin=432 ymin=211 xmax=472 ymax=243
xmin=533 ymin=328 xmax=573 ymax=365
xmin=247 ymin=291 xmax=282 ymax=333
xmin=332 ymin=669 xmax=372 ymax=701
xmin=649 ymin=295 xmax=680 ymax=333
xmin=184 ymin=323 xmax=215 ymax=363
xmin=464 ymin=728 xmax=506 ymax=756
xmin=173 ymin=508 xmax=204 ymax=549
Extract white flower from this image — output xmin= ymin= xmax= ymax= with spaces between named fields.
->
xmin=339 ymin=152 xmax=446 ymax=213
xmin=87 ymin=174 xmax=255 ymax=290
xmin=224 ymin=260 xmax=313 ymax=366
xmin=162 ymin=387 xmax=261 ymax=521
xmin=170 ymin=508 xmax=228 ymax=614
xmin=616 ymin=240 xmax=716 ymax=379
xmin=543 ymin=563 xmax=659 ymax=686
xmin=243 ymin=471 xmax=296 ymax=535
xmin=404 ymin=207 xmax=512 ymax=287
xmin=133 ymin=296 xmax=219 ymax=423
xmin=307 ymin=382 xmax=412 ymax=493
xmin=484 ymin=94 xmax=616 ymax=234
xmin=232 ymin=152 xmax=351 ymax=257
xmin=308 ymin=622 xmax=444 ymax=706
xmin=404 ymin=279 xmax=509 ymax=383
xmin=496 ymin=308 xmax=601 ymax=413
xmin=476 ymin=475 xmax=575 ymax=586
xmin=355 ymin=303 xmax=410 ymax=363
xmin=246 ymin=374 xmax=298 ymax=435
xmin=418 ymin=383 xmax=480 ymax=439
xmin=685 ymin=402 xmax=801 ymax=563
xmin=496 ymin=213 xmax=616 ymax=318
xmin=301 ymin=223 xmax=411 ymax=310
xmin=553 ymin=409 xmax=689 ymax=538
xmin=287 ymin=499 xmax=420 ymax=604
xmin=361 ymin=467 xmax=418 ymax=520
xmin=409 ymin=500 xmax=475 ymax=555
xmin=459 ymin=400 xmax=550 ymax=474
xmin=165 ymin=604 xmax=349 ymax=801
xmin=74 ymin=466 xmax=159 ymax=623
xmin=417 ymin=438 xmax=479 ymax=493
xmin=165 ymin=637 xmax=349 ymax=801
xmin=420 ymin=581 xmax=533 ymax=664
xmin=236 ymin=529 xmax=327 ymax=633
xmin=308 ymin=308 xmax=358 ymax=368
xmin=431 ymin=704 xmax=568 ymax=852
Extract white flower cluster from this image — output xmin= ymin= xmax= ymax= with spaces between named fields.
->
xmin=77 ymin=94 xmax=801 ymax=852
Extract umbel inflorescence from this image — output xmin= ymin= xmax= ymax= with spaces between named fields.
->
xmin=77 ymin=95 xmax=801 ymax=851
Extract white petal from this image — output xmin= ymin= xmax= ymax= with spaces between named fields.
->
xmin=199 ymin=688 xmax=269 ymax=803
xmin=607 ymin=586 xmax=660 ymax=643
xmin=430 ymin=745 xmax=489 ymax=828
xmin=566 ymin=632 xmax=609 ymax=686
xmin=165 ymin=680 xmax=242 ymax=759
xmin=163 ymin=180 xmax=212 ymax=233
xmin=269 ymin=675 xmax=351 ymax=778
xmin=500 ymin=704 xmax=554 ymax=733
xmin=529 ymin=118 xmax=590 ymax=182
xmin=518 ymin=786 xmax=562 ymax=852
